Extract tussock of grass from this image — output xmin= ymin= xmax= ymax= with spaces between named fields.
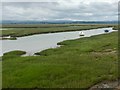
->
xmin=2 ymin=31 xmax=118 ymax=88
xmin=4 ymin=50 xmax=26 ymax=56
xmin=3 ymin=50 xmax=26 ymax=59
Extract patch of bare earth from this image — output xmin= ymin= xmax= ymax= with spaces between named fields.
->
xmin=91 ymin=49 xmax=117 ymax=56
xmin=89 ymin=49 xmax=119 ymax=90
xmin=89 ymin=80 xmax=120 ymax=90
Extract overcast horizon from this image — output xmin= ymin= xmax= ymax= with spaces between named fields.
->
xmin=1 ymin=0 xmax=119 ymax=21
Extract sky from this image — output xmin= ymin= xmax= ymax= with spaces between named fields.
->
xmin=1 ymin=0 xmax=119 ymax=21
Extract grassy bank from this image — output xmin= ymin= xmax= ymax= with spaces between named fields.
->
xmin=2 ymin=31 xmax=118 ymax=88
xmin=1 ymin=24 xmax=117 ymax=37
xmin=0 ymin=61 xmax=1 ymax=89
xmin=0 ymin=37 xmax=17 ymax=40
xmin=3 ymin=50 xmax=26 ymax=56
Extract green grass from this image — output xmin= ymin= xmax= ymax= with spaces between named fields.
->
xmin=1 ymin=24 xmax=117 ymax=37
xmin=3 ymin=50 xmax=26 ymax=60
xmin=0 ymin=37 xmax=17 ymax=40
xmin=3 ymin=50 xmax=26 ymax=56
xmin=2 ymin=31 xmax=118 ymax=88
xmin=0 ymin=61 xmax=2 ymax=89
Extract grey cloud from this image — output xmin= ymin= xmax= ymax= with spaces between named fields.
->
xmin=2 ymin=0 xmax=118 ymax=21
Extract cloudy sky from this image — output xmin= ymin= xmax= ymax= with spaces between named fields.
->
xmin=1 ymin=0 xmax=119 ymax=21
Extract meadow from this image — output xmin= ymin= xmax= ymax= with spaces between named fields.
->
xmin=2 ymin=24 xmax=118 ymax=88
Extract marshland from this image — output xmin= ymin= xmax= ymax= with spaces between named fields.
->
xmin=1 ymin=24 xmax=119 ymax=88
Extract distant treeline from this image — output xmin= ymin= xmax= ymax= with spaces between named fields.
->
xmin=1 ymin=20 xmax=118 ymax=24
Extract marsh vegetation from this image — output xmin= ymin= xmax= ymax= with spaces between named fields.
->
xmin=2 ymin=24 xmax=118 ymax=88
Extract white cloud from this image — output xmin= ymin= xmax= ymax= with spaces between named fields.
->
xmin=1 ymin=0 xmax=119 ymax=21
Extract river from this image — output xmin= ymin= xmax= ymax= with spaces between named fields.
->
xmin=0 ymin=27 xmax=115 ymax=56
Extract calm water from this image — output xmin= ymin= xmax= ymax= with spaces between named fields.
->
xmin=0 ymin=28 xmax=115 ymax=56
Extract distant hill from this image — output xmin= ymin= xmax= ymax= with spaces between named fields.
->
xmin=1 ymin=20 xmax=118 ymax=24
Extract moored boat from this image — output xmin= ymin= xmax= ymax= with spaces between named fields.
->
xmin=79 ymin=31 xmax=85 ymax=36
xmin=104 ymin=30 xmax=109 ymax=33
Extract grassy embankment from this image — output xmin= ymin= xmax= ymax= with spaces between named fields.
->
xmin=1 ymin=24 xmax=117 ymax=38
xmin=0 ymin=61 xmax=1 ymax=89
xmin=2 ymin=26 xmax=118 ymax=88
xmin=0 ymin=37 xmax=17 ymax=40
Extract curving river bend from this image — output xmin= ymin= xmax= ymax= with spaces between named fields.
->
xmin=0 ymin=27 xmax=115 ymax=56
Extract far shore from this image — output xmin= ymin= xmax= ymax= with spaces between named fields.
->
xmin=0 ymin=24 xmax=118 ymax=40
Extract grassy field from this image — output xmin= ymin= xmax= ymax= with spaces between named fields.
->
xmin=2 ymin=30 xmax=118 ymax=88
xmin=0 ymin=61 xmax=1 ymax=89
xmin=1 ymin=24 xmax=117 ymax=37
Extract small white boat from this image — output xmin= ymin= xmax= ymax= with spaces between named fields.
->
xmin=79 ymin=31 xmax=85 ymax=36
